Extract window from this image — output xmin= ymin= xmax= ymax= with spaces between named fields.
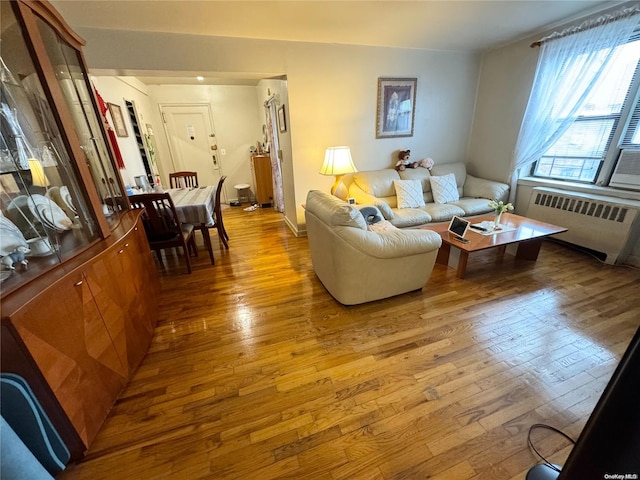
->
xmin=533 ymin=38 xmax=640 ymax=183
xmin=621 ymin=77 xmax=640 ymax=147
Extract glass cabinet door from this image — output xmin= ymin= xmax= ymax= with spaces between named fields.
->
xmin=0 ymin=1 xmax=113 ymax=293
xmin=34 ymin=15 xmax=127 ymax=218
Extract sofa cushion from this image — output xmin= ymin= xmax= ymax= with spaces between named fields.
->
xmin=431 ymin=162 xmax=467 ymax=195
xmin=346 ymin=183 xmax=396 ymax=219
xmin=422 ymin=203 xmax=466 ymax=222
xmin=453 ymin=198 xmax=494 ymax=216
xmin=398 ymin=168 xmax=432 ymax=193
xmin=430 ymin=173 xmax=459 ymax=204
xmin=388 ymin=208 xmax=432 ymax=228
xmin=463 ymin=174 xmax=510 ymax=202
xmin=398 ymin=168 xmax=434 ymax=202
xmin=374 ymin=200 xmax=395 ymax=219
xmin=353 ymin=169 xmax=400 ymax=198
xmin=393 ymin=180 xmax=425 ymax=208
xmin=306 ymin=190 xmax=366 ymax=230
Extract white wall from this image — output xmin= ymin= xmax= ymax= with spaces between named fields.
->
xmin=77 ymin=29 xmax=481 ymax=232
xmin=283 ymin=43 xmax=480 ymax=229
xmin=467 ymin=37 xmax=538 ymax=184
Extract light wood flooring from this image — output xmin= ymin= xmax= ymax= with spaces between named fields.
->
xmin=59 ymin=205 xmax=640 ymax=479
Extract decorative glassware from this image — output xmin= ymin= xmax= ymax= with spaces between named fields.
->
xmin=488 ymin=200 xmax=513 ymax=231
xmin=493 ymin=211 xmax=502 ymax=230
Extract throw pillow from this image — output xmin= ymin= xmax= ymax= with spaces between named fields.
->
xmin=393 ymin=179 xmax=425 ymax=209
xmin=368 ymin=220 xmax=398 ymax=233
xmin=430 ymin=173 xmax=459 ymax=204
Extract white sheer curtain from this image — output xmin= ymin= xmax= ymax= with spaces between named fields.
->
xmin=510 ymin=7 xmax=640 ymax=202
xmin=264 ymin=97 xmax=284 ymax=212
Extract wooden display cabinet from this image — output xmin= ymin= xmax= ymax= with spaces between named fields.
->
xmin=1 ymin=211 xmax=159 ymax=458
xmin=1 ymin=0 xmax=159 ymax=459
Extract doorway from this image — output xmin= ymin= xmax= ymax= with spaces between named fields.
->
xmin=124 ymin=100 xmax=152 ymax=178
xmin=159 ymin=104 xmax=224 ymax=193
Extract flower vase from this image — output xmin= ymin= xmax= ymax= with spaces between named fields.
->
xmin=493 ymin=211 xmax=502 ymax=230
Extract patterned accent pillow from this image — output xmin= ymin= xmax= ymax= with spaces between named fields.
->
xmin=430 ymin=173 xmax=459 ymax=204
xmin=368 ymin=220 xmax=398 ymax=233
xmin=393 ymin=180 xmax=425 ymax=209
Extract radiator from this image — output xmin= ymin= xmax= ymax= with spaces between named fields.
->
xmin=525 ymin=187 xmax=640 ymax=264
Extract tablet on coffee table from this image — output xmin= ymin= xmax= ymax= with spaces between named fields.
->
xmin=448 ymin=216 xmax=470 ymax=241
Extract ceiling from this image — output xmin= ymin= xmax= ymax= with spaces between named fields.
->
xmin=51 ymin=0 xmax=622 ymax=85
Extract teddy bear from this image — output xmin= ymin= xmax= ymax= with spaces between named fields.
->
xmin=418 ymin=157 xmax=434 ymax=169
xmin=395 ymin=150 xmax=418 ymax=171
xmin=1 ymin=246 xmax=30 ymax=270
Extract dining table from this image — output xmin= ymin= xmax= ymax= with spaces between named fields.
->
xmin=167 ymin=186 xmax=216 ymax=264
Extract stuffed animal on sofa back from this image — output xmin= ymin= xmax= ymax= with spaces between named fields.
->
xmin=395 ymin=150 xmax=433 ymax=171
xmin=418 ymin=157 xmax=434 ymax=169
xmin=395 ymin=150 xmax=418 ymax=171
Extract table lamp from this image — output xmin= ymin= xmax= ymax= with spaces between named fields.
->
xmin=319 ymin=146 xmax=357 ymax=196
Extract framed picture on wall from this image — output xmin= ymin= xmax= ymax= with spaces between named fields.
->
xmin=278 ymin=105 xmax=287 ymax=133
xmin=107 ymin=102 xmax=128 ymax=137
xmin=375 ymin=77 xmax=417 ymax=139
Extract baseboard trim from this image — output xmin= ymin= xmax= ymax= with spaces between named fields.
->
xmin=284 ymin=215 xmax=306 ymax=237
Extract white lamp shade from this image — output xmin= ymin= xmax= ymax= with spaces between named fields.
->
xmin=320 ymin=146 xmax=357 ymax=176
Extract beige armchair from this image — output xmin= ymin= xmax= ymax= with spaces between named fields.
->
xmin=305 ymin=190 xmax=442 ymax=305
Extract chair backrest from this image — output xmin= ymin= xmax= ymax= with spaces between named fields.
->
xmin=214 ymin=175 xmax=227 ymax=219
xmin=169 ymin=171 xmax=198 ymax=189
xmin=129 ymin=193 xmax=183 ymax=242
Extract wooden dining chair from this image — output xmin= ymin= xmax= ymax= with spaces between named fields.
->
xmin=169 ymin=171 xmax=198 ymax=189
xmin=212 ymin=175 xmax=229 ymax=249
xmin=129 ymin=193 xmax=197 ymax=274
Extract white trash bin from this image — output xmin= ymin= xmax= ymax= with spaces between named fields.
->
xmin=234 ymin=183 xmax=251 ymax=205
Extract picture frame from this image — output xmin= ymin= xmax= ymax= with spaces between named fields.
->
xmin=107 ymin=102 xmax=128 ymax=137
xmin=278 ymin=105 xmax=287 ymax=133
xmin=375 ymin=77 xmax=417 ymax=139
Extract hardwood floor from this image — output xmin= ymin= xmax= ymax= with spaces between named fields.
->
xmin=58 ymin=205 xmax=640 ymax=479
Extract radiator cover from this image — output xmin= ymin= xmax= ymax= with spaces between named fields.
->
xmin=525 ymin=187 xmax=640 ymax=264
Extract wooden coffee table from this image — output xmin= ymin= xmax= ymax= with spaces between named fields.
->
xmin=421 ymin=213 xmax=567 ymax=278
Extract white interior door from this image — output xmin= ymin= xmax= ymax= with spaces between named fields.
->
xmin=160 ymin=104 xmax=222 ymax=188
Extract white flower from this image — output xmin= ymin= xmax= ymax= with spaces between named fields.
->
xmin=488 ymin=200 xmax=514 ymax=213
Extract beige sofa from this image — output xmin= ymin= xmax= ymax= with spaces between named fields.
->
xmin=305 ymin=190 xmax=442 ymax=305
xmin=339 ymin=162 xmax=509 ymax=228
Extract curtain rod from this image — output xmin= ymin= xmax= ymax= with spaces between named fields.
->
xmin=530 ymin=5 xmax=640 ymax=48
